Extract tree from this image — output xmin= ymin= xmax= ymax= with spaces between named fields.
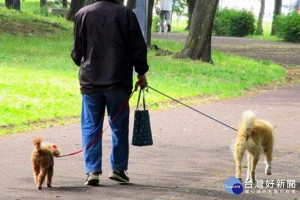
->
xmin=175 ymin=0 xmax=219 ymax=63
xmin=186 ymin=0 xmax=196 ymax=30
xmin=66 ymin=0 xmax=85 ymax=21
xmin=271 ymin=0 xmax=282 ymax=35
xmin=6 ymin=0 xmax=20 ymax=10
xmin=172 ymin=0 xmax=187 ymax=17
xmin=62 ymin=0 xmax=68 ymax=8
xmin=173 ymin=0 xmax=187 ymax=28
xmin=5 ymin=0 xmax=13 ymax=8
xmin=256 ymin=0 xmax=265 ymax=35
xmin=40 ymin=0 xmax=47 ymax=7
xmin=147 ymin=0 xmax=155 ymax=45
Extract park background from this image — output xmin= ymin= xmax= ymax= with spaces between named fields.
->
xmin=0 ymin=0 xmax=299 ymax=135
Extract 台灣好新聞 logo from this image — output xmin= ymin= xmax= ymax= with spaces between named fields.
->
xmin=224 ymin=177 xmax=243 ymax=194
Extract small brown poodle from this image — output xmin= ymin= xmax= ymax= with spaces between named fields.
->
xmin=31 ymin=137 xmax=60 ymax=190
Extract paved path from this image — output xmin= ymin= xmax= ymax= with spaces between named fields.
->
xmin=0 ymin=85 xmax=299 ymax=200
xmin=152 ymin=33 xmax=300 ymax=66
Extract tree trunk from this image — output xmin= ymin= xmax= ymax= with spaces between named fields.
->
xmin=40 ymin=0 xmax=47 ymax=7
xmin=175 ymin=0 xmax=218 ymax=63
xmin=126 ymin=0 xmax=136 ymax=9
xmin=256 ymin=0 xmax=265 ymax=35
xmin=271 ymin=0 xmax=282 ymax=35
xmin=147 ymin=0 xmax=155 ymax=46
xmin=5 ymin=0 xmax=13 ymax=9
xmin=66 ymin=0 xmax=85 ymax=21
xmin=62 ymin=0 xmax=68 ymax=8
xmin=185 ymin=0 xmax=196 ymax=30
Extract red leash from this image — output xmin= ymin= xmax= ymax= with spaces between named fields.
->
xmin=58 ymin=86 xmax=138 ymax=158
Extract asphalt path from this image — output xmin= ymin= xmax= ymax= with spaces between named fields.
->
xmin=0 ymin=84 xmax=299 ymax=199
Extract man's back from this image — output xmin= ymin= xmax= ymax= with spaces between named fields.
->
xmin=71 ymin=0 xmax=148 ymax=94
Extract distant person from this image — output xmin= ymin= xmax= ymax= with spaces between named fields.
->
xmin=156 ymin=0 xmax=173 ymax=33
xmin=71 ymin=0 xmax=148 ymax=185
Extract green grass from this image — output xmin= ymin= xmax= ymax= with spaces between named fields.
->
xmin=247 ymin=22 xmax=283 ymax=41
xmin=171 ymin=18 xmax=188 ymax=33
xmin=150 ymin=39 xmax=286 ymax=101
xmin=0 ymin=0 xmax=65 ymax=15
xmin=0 ymin=6 xmax=287 ymax=135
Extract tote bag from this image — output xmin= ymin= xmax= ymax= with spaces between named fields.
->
xmin=132 ymin=88 xmax=153 ymax=146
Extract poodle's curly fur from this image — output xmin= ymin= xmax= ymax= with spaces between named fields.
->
xmin=31 ymin=137 xmax=60 ymax=190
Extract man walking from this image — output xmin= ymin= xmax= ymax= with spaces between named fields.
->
xmin=71 ymin=0 xmax=148 ymax=185
xmin=157 ymin=0 xmax=173 ymax=33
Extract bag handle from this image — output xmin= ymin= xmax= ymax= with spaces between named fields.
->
xmin=136 ymin=88 xmax=146 ymax=110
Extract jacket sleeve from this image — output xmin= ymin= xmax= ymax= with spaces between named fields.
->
xmin=71 ymin=14 xmax=83 ymax=67
xmin=128 ymin=10 xmax=149 ymax=75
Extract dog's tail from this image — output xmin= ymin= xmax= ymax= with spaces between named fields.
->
xmin=242 ymin=110 xmax=256 ymax=136
xmin=33 ymin=137 xmax=42 ymax=151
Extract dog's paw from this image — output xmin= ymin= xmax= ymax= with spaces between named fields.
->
xmin=265 ymin=167 xmax=272 ymax=175
xmin=47 ymin=184 xmax=52 ymax=188
xmin=265 ymin=171 xmax=272 ymax=175
xmin=38 ymin=186 xmax=42 ymax=190
xmin=238 ymin=178 xmax=242 ymax=183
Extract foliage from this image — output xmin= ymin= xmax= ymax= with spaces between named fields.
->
xmin=171 ymin=19 xmax=188 ymax=33
xmin=172 ymin=0 xmax=187 ymax=17
xmin=274 ymin=12 xmax=300 ymax=43
xmin=214 ymin=8 xmax=255 ymax=37
xmin=54 ymin=0 xmax=64 ymax=7
xmin=247 ymin=22 xmax=282 ymax=41
xmin=152 ymin=15 xmax=160 ymax=32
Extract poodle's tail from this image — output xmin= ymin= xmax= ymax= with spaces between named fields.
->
xmin=241 ymin=110 xmax=256 ymax=136
xmin=33 ymin=137 xmax=42 ymax=151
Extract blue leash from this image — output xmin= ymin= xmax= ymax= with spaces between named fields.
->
xmin=147 ymin=86 xmax=238 ymax=132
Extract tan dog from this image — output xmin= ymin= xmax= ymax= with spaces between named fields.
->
xmin=234 ymin=110 xmax=274 ymax=183
xmin=31 ymin=137 xmax=60 ymax=190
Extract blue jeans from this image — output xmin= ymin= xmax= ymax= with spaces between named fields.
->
xmin=81 ymin=89 xmax=130 ymax=175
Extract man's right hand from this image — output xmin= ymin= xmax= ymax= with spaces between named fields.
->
xmin=136 ymin=74 xmax=147 ymax=90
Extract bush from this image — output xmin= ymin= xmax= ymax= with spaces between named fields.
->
xmin=274 ymin=12 xmax=300 ymax=43
xmin=214 ymin=8 xmax=255 ymax=37
xmin=152 ymin=15 xmax=160 ymax=32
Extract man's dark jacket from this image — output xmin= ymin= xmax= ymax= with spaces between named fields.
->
xmin=71 ymin=0 xmax=149 ymax=94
